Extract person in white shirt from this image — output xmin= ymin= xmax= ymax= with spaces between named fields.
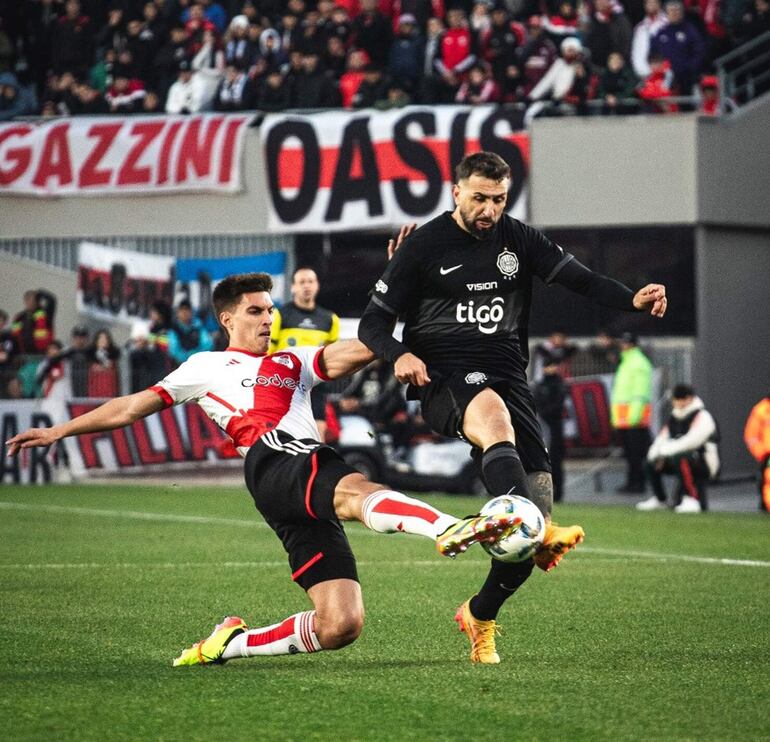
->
xmin=6 ymin=270 xmax=516 ymax=666
xmin=637 ymin=383 xmax=720 ymax=513
xmin=631 ymin=0 xmax=668 ymax=78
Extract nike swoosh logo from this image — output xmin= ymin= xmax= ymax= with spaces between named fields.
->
xmin=440 ymin=265 xmax=463 ymax=275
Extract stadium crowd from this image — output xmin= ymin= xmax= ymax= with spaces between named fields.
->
xmin=0 ymin=0 xmax=767 ymax=121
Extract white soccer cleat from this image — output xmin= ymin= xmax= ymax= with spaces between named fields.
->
xmin=674 ymin=495 xmax=702 ymax=514
xmin=636 ymin=496 xmax=667 ymax=511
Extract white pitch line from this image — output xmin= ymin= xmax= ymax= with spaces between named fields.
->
xmin=1 ymin=501 xmax=768 ymax=569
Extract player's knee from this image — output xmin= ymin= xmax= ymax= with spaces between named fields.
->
xmin=318 ymin=609 xmax=364 ymax=649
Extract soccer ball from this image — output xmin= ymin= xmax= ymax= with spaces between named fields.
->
xmin=480 ymin=495 xmax=546 ymax=563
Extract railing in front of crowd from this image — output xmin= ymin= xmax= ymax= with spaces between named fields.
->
xmin=715 ymin=29 xmax=770 ymax=115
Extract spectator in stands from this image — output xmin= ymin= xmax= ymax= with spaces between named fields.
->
xmin=736 ymin=0 xmax=770 ymax=42
xmin=125 ymin=17 xmax=159 ymax=83
xmin=36 ymin=340 xmax=68 ymax=400
xmin=86 ymin=328 xmax=121 ymax=398
xmin=699 ymin=73 xmax=720 ymax=113
xmin=0 ymin=17 xmax=13 ymax=74
xmin=258 ymin=28 xmax=288 ymax=75
xmin=51 ymin=0 xmax=95 ymax=76
xmin=542 ymin=1 xmax=581 ymax=45
xmin=128 ymin=321 xmax=169 ymax=393
xmin=165 ymin=59 xmax=197 ymax=113
xmin=611 ymin=331 xmax=653 ymax=494
xmin=0 ymin=72 xmax=37 ymax=120
xmin=637 ymin=51 xmax=678 ymax=111
xmin=214 ymin=63 xmax=256 ymax=109
xmin=95 ymin=8 xmax=126 ymax=60
xmin=353 ymin=0 xmax=393 ymax=67
xmin=0 ymin=310 xmax=21 ymax=399
xmin=744 ymin=393 xmax=770 ymax=513
xmin=586 ymin=329 xmax=620 ymax=373
xmin=470 ymin=1 xmax=493 ymax=35
xmin=431 ymin=7 xmax=478 ymax=103
xmin=376 ymin=83 xmax=412 ymax=108
xmin=43 ymin=325 xmax=91 ymax=398
xmin=632 ymin=0 xmax=669 ymax=78
xmin=147 ymin=301 xmax=172 ymax=366
xmin=455 ymin=62 xmax=499 ymax=103
xmin=533 ymin=353 xmax=568 ymax=502
xmin=388 ymin=14 xmax=424 ymax=92
xmin=533 ymin=331 xmax=577 ymax=382
xmin=256 ymin=69 xmax=292 ymax=110
xmin=182 ymin=0 xmax=228 ymax=35
xmin=11 ymin=289 xmax=56 ymax=356
xmin=185 ymin=2 xmax=218 ymax=56
xmin=518 ymin=15 xmax=558 ymax=97
xmin=353 ymin=64 xmax=390 ymax=107
xmin=325 ymin=35 xmax=349 ymax=79
xmin=650 ymin=0 xmax=705 ymax=94
xmin=599 ymin=52 xmax=638 ymax=113
xmin=191 ymin=27 xmax=225 ymax=106
xmin=223 ymin=15 xmax=257 ymax=70
xmin=106 ymin=70 xmax=147 ymax=113
xmin=153 ymin=24 xmax=190 ymax=101
xmin=584 ymin=0 xmax=633 ymax=70
xmin=525 ymin=36 xmax=592 ymax=122
xmin=168 ymin=300 xmax=213 ymax=366
xmin=292 ymin=50 xmax=340 ymax=108
xmin=481 ymin=3 xmax=526 ymax=85
xmin=70 ymin=80 xmax=108 ymax=114
xmin=638 ymin=383 xmax=720 ymax=512
xmin=339 ymin=49 xmax=370 ymax=108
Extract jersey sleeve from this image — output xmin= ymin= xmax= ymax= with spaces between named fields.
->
xmin=522 ymin=223 xmax=574 ymax=284
xmin=282 ymin=345 xmax=331 ymax=388
xmin=148 ymin=353 xmax=213 ymax=407
xmin=369 ymin=241 xmax=422 ymax=316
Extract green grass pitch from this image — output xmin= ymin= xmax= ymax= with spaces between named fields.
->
xmin=1 ymin=484 xmax=768 ymax=741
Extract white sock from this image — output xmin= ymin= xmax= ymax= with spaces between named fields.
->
xmin=221 ymin=610 xmax=322 ymax=658
xmin=361 ymin=490 xmax=457 ymax=540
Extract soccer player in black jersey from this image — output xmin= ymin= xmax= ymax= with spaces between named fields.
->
xmin=358 ymin=151 xmax=667 ymax=664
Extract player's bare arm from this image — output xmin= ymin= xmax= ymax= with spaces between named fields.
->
xmin=5 ymin=389 xmax=165 ymax=456
xmin=318 ymin=339 xmax=376 ymax=380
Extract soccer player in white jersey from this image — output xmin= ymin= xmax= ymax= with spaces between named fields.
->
xmin=6 ymin=272 xmax=519 ymax=666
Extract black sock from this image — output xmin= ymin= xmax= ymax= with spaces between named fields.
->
xmin=470 ymin=559 xmax=535 ymax=621
xmin=481 ymin=441 xmax=531 ymax=498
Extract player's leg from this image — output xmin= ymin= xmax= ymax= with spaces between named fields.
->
xmin=332 ymin=470 xmax=519 ymax=557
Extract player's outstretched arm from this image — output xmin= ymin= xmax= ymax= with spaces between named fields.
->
xmin=5 ymin=389 xmax=165 ymax=456
xmin=318 ymin=339 xmax=375 ymax=381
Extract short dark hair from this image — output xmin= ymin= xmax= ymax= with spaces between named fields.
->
xmin=455 ymin=151 xmax=511 ymax=184
xmin=672 ymin=383 xmax=695 ymax=400
xmin=212 ymin=272 xmax=273 ymax=323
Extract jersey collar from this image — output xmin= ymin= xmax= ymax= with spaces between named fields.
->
xmin=226 ymin=346 xmax=267 ymax=358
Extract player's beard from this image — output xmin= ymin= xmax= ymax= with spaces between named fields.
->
xmin=459 ymin=208 xmax=497 ymax=240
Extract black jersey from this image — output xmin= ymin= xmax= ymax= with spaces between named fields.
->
xmin=369 ymin=212 xmax=573 ymax=377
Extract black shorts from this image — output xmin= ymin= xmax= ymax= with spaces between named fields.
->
xmin=244 ymin=430 xmax=360 ymax=591
xmin=413 ymin=368 xmax=551 ymax=474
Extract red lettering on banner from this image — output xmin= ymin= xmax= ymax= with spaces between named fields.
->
xmin=217 ymin=116 xmax=246 ymax=184
xmin=157 ymin=120 xmax=182 ymax=185
xmin=185 ymin=404 xmax=226 ymax=460
xmin=31 ymin=122 xmax=73 ymax=188
xmin=569 ymin=380 xmax=612 ymax=448
xmin=0 ymin=125 xmax=33 ymax=185
xmin=131 ymin=417 xmax=168 ymax=464
xmin=78 ymin=122 xmax=121 ymax=188
xmin=175 ymin=116 xmax=223 ymax=183
xmin=69 ymin=402 xmax=134 ymax=468
xmin=159 ymin=407 xmax=187 ymax=461
xmin=117 ymin=120 xmax=165 ymax=185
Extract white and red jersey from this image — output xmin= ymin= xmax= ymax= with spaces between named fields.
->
xmin=149 ymin=345 xmax=330 ymax=457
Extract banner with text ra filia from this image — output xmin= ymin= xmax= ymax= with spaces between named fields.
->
xmin=0 ymin=113 xmax=253 ymax=196
xmin=77 ymin=242 xmax=175 ymax=324
xmin=261 ymin=105 xmax=529 ymax=234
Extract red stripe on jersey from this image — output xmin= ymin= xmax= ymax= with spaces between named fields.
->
xmin=313 ymin=348 xmax=331 ymax=381
xmin=373 ymin=498 xmax=441 ymax=524
xmin=305 ymin=452 xmax=320 ymax=519
xmin=246 ymin=616 xmax=296 ymax=647
xmin=148 ymin=385 xmax=173 ymax=407
xmin=225 ymin=353 xmax=303 ymax=449
xmin=206 ymin=391 xmax=236 ymax=412
xmin=291 ymin=552 xmax=324 ymax=581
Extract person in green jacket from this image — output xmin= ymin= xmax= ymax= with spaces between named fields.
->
xmin=611 ymin=331 xmax=653 ymax=493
